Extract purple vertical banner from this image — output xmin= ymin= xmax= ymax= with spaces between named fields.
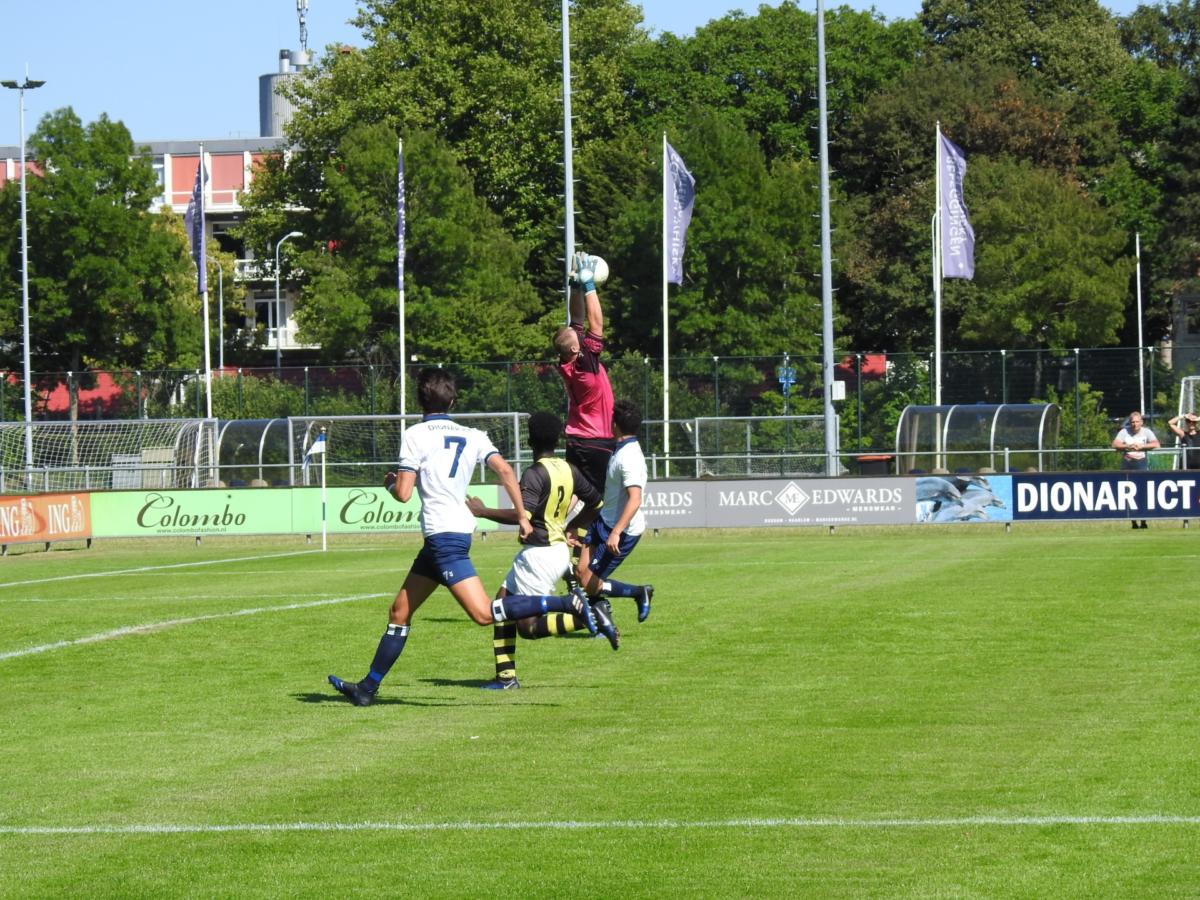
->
xmin=397 ymin=145 xmax=406 ymax=293
xmin=665 ymin=141 xmax=696 ymax=285
xmin=184 ymin=157 xmax=207 ymax=293
xmin=939 ymin=133 xmax=974 ymax=280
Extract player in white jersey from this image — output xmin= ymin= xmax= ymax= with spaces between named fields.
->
xmin=328 ymin=368 xmax=595 ymax=706
xmin=576 ymin=399 xmax=654 ymax=625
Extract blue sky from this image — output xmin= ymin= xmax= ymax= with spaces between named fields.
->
xmin=1 ymin=1 xmax=1144 ymax=148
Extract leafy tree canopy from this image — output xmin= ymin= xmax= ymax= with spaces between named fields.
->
xmin=0 ymin=109 xmax=199 ymax=389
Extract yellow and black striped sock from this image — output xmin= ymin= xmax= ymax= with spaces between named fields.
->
xmin=521 ymin=613 xmax=586 ymax=639
xmin=492 ymin=622 xmax=517 ymax=681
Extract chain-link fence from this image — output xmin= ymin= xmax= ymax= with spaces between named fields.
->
xmin=1 ymin=345 xmax=1189 ymax=457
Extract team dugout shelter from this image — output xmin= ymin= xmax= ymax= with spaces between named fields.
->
xmin=895 ymin=403 xmax=1061 ymax=475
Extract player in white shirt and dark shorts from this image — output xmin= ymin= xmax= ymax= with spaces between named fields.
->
xmin=576 ymin=399 xmax=654 ymax=624
xmin=327 ymin=368 xmax=596 ymax=706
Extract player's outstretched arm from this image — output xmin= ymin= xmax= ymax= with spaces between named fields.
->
xmin=584 ymin=285 xmax=604 ymax=339
xmin=487 ymin=455 xmax=532 ymax=540
xmin=466 ymin=495 xmax=520 ymax=525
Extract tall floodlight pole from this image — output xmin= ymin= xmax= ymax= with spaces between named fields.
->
xmin=816 ymin=3 xmax=838 ymax=476
xmin=561 ymin=0 xmax=576 ymax=318
xmin=273 ymin=231 xmax=303 ymax=369
xmin=2 ymin=74 xmax=45 ymax=472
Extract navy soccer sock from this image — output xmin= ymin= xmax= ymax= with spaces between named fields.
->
xmin=364 ymin=623 xmax=409 ymax=687
xmin=494 ymin=593 xmax=575 ymax=621
xmin=601 ymin=578 xmax=641 ymax=598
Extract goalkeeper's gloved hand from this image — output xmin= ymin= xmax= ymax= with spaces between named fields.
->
xmin=570 ymin=251 xmax=596 ymax=293
xmin=383 ymin=470 xmax=398 ymax=497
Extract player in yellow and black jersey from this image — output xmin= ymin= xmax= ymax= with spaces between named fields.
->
xmin=467 ymin=411 xmax=613 ymax=689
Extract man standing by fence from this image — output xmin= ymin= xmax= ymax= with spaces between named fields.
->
xmin=1112 ymin=410 xmax=1159 ymax=529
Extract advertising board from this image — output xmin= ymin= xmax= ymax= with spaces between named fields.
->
xmin=1012 ymin=472 xmax=1200 ymax=521
xmin=0 ymin=492 xmax=92 ymax=545
xmin=89 ymin=487 xmax=503 ymax=538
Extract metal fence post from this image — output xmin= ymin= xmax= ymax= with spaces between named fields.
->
xmin=643 ymin=357 xmax=650 ymax=447
xmin=369 ymin=365 xmax=376 ymax=415
xmin=1147 ymin=345 xmax=1155 ymax=422
xmin=1080 ymin=348 xmax=1089 ymax=472
xmin=237 ymin=368 xmax=244 ymax=418
xmin=856 ymin=352 xmax=863 ymax=450
xmin=713 ymin=356 xmax=720 ymax=417
xmin=304 ymin=366 xmax=311 ymax=415
xmin=1001 ymin=349 xmax=1007 ymax=404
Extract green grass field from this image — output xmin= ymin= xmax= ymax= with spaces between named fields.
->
xmin=1 ymin=524 xmax=1198 ymax=898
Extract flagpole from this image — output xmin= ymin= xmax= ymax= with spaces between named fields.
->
xmin=662 ymin=132 xmax=671 ymax=478
xmin=319 ymin=426 xmax=328 ymax=552
xmin=398 ymin=138 xmax=406 ymax=422
xmin=198 ymin=144 xmax=213 ymax=419
xmin=933 ymin=124 xmax=943 ymax=409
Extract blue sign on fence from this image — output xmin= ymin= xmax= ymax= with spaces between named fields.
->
xmin=1012 ymin=472 xmax=1200 ymax=521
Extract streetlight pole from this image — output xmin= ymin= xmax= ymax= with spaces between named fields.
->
xmin=2 ymin=74 xmax=46 ymax=472
xmin=273 ymin=231 xmax=302 ymax=369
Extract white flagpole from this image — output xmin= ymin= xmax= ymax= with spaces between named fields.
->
xmin=662 ymin=132 xmax=671 ymax=477
xmin=199 ymin=144 xmax=212 ymax=419
xmin=933 ymin=123 xmax=943 ymax=409
xmin=398 ymin=138 xmax=406 ymax=422
xmin=1135 ymin=231 xmax=1145 ymax=412
xmin=320 ymin=427 xmax=328 ymax=552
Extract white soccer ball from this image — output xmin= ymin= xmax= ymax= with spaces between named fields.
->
xmin=591 ymin=256 xmax=609 ymax=285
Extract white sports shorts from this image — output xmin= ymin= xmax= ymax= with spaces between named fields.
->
xmin=503 ymin=543 xmax=571 ymax=596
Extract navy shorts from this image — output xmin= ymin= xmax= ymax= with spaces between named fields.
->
xmin=585 ymin=517 xmax=641 ymax=580
xmin=409 ymin=533 xmax=477 ymax=586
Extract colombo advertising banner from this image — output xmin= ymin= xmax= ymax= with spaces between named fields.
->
xmin=1011 ymin=471 xmax=1200 ymax=521
xmin=90 ymin=486 xmax=502 ymax=538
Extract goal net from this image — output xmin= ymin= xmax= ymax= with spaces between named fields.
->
xmin=0 ymin=419 xmax=219 ymax=494
xmin=287 ymin=413 xmax=526 ymax=487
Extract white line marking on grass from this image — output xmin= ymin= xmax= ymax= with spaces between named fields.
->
xmin=0 ymin=815 xmax=1197 ymax=836
xmin=5 ymin=592 xmax=369 ymax=604
xmin=0 ymin=593 xmax=388 ymax=662
xmin=0 ymin=550 xmax=322 ymax=590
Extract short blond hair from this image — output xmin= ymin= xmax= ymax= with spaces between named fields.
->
xmin=553 ymin=325 xmax=576 ymax=358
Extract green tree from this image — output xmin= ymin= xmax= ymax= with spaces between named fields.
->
xmin=919 ymin=0 xmax=1130 ymax=94
xmin=575 ymin=112 xmax=823 ymax=360
xmin=624 ymin=3 xmax=921 ymax=163
xmin=0 ymin=109 xmax=199 ymax=418
xmin=283 ymin=0 xmax=644 ymax=251
xmin=949 ymin=157 xmax=1131 ymax=351
xmin=241 ymin=125 xmax=547 ymax=364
